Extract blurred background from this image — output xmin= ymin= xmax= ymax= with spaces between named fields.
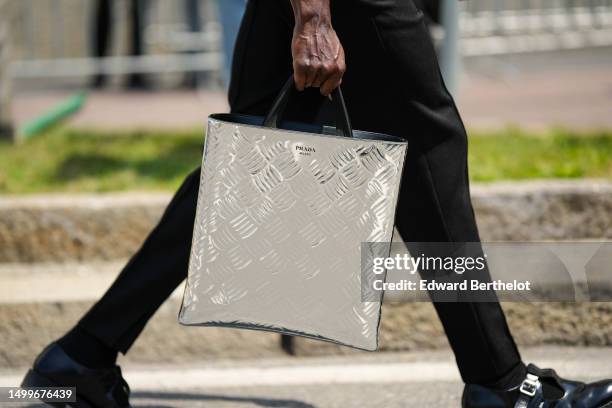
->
xmin=0 ymin=1 xmax=611 ymax=407
xmin=1 ymin=0 xmax=612 ymax=136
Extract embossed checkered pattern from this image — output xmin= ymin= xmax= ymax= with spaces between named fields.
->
xmin=179 ymin=118 xmax=407 ymax=350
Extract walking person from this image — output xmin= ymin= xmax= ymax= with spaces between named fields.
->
xmin=181 ymin=0 xmax=247 ymax=88
xmin=24 ymin=1 xmax=612 ymax=407
xmin=91 ymin=0 xmax=149 ymax=89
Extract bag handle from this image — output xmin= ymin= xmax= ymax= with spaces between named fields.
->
xmin=263 ymin=77 xmax=353 ymax=138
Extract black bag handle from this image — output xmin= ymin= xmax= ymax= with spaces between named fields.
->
xmin=263 ymin=76 xmax=353 ymax=138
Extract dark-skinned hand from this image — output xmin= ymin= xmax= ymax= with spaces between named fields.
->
xmin=290 ymin=0 xmax=346 ymax=96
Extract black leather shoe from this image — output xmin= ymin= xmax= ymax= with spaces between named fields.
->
xmin=463 ymin=363 xmax=612 ymax=408
xmin=21 ymin=343 xmax=130 ymax=408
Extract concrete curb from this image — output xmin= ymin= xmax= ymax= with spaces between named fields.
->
xmin=470 ymin=180 xmax=612 ymax=240
xmin=1 ymin=180 xmax=611 ymax=367
xmin=1 ymin=297 xmax=610 ymax=368
xmin=1 ymin=180 xmax=611 ymax=263
xmin=0 ymin=260 xmax=609 ymax=368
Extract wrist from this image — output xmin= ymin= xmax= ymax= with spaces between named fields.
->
xmin=291 ymin=0 xmax=331 ymax=28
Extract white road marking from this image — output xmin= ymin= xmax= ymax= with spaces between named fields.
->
xmin=0 ymin=262 xmax=184 ymax=303
xmin=2 ymin=357 xmax=610 ymax=391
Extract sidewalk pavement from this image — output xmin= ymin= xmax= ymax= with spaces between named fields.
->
xmin=1 ymin=347 xmax=610 ymax=407
xmin=11 ymin=48 xmax=612 ymax=132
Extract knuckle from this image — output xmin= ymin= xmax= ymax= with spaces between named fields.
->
xmin=299 ymin=61 xmax=311 ymax=71
xmin=321 ymin=62 xmax=334 ymax=73
xmin=296 ymin=57 xmax=310 ymax=68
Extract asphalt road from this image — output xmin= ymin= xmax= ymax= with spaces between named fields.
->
xmin=1 ymin=347 xmax=611 ymax=408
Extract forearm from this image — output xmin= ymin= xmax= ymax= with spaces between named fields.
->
xmin=289 ymin=0 xmax=332 ymax=26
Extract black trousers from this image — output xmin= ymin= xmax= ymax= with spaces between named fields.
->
xmin=79 ymin=0 xmax=523 ymax=385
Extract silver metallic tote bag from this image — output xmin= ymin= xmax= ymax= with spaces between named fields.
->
xmin=179 ymin=79 xmax=408 ymax=350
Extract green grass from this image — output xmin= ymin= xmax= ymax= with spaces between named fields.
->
xmin=0 ymin=128 xmax=204 ymax=194
xmin=0 ymin=127 xmax=610 ymax=194
xmin=468 ymin=128 xmax=612 ymax=181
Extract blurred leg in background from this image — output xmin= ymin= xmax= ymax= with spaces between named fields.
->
xmin=126 ymin=0 xmax=149 ymax=89
xmin=182 ymin=0 xmax=202 ymax=88
xmin=91 ymin=0 xmax=150 ymax=89
xmin=91 ymin=0 xmax=111 ymax=88
xmin=181 ymin=0 xmax=245 ymax=89
xmin=217 ymin=0 xmax=247 ymax=87
xmin=0 ymin=0 xmax=14 ymax=139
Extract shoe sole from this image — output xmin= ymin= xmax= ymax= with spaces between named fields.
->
xmin=22 ymin=369 xmax=94 ymax=408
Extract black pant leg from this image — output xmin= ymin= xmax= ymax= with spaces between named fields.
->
xmin=228 ymin=0 xmax=293 ymax=115
xmin=79 ymin=0 xmax=523 ymax=386
xmin=77 ymin=0 xmax=295 ymax=353
xmin=78 ymin=169 xmax=201 ymax=352
xmin=328 ymin=0 xmax=524 ymax=385
xmin=231 ymin=0 xmax=523 ymax=384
